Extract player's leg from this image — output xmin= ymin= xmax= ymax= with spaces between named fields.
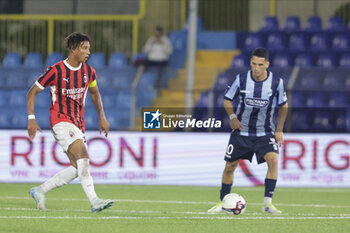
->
xmin=220 ymin=161 xmax=239 ymax=200
xmin=68 ymin=139 xmax=113 ymax=212
xmin=263 ymin=152 xmax=281 ymax=214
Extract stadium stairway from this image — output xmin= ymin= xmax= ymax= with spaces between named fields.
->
xmin=134 ymin=50 xmax=240 ymax=130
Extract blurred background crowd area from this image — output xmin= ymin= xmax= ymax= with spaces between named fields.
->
xmin=0 ymin=0 xmax=349 ymax=132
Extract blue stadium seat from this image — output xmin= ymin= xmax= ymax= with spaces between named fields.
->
xmin=131 ymin=53 xmax=146 ymax=66
xmin=243 ymin=33 xmax=264 ymax=52
xmin=112 ymin=68 xmax=136 ymax=90
xmin=169 ymin=50 xmax=186 ymax=68
xmin=326 ymin=16 xmax=344 ymax=32
xmin=84 ymin=110 xmax=99 ymax=130
xmin=35 ymin=108 xmax=51 ymax=129
xmin=266 ymin=33 xmax=286 ymax=52
xmin=0 ymin=90 xmax=9 ymax=107
xmin=339 ymin=53 xmax=350 ymax=68
xmin=309 ymin=33 xmax=330 ymax=52
xmin=291 ymin=92 xmax=305 ymax=107
xmin=3 ymin=52 xmax=21 ymax=67
xmin=323 ymin=72 xmax=343 ymax=90
xmin=26 ymin=68 xmax=43 ymax=88
xmin=6 ymin=71 xmax=27 ymax=88
xmin=312 ymin=112 xmax=332 ymax=132
xmin=230 ymin=54 xmax=248 ymax=68
xmin=102 ymin=92 xmax=117 ymax=108
xmin=45 ymin=52 xmax=63 ymax=67
xmin=304 ymin=16 xmax=322 ymax=32
xmin=116 ymin=91 xmax=132 ymax=108
xmin=0 ymin=108 xmax=11 ymax=128
xmin=272 ymin=53 xmax=292 ymax=68
xmin=197 ymin=31 xmax=236 ymax=50
xmin=291 ymin=110 xmax=311 ymax=132
xmin=95 ymin=70 xmax=114 ymax=90
xmin=294 ymin=53 xmax=314 ymax=67
xmin=24 ymin=52 xmax=42 ymax=68
xmin=214 ymin=73 xmax=231 ymax=91
xmin=11 ymin=108 xmax=27 ymax=129
xmin=106 ymin=109 xmax=130 ymax=130
xmin=328 ymin=92 xmax=347 ymax=107
xmin=136 ymin=88 xmax=157 ymax=108
xmin=9 ymin=90 xmax=27 ymax=107
xmin=260 ymin=16 xmax=279 ymax=32
xmin=298 ymin=72 xmax=322 ymax=90
xmin=184 ymin=16 xmax=204 ymax=30
xmin=305 ymin=92 xmax=328 ymax=107
xmin=316 ymin=53 xmax=337 ymax=68
xmin=283 ymin=16 xmax=301 ymax=33
xmin=88 ymin=53 xmax=106 ymax=68
xmin=196 ymin=91 xmax=209 ymax=108
xmin=331 ymin=34 xmax=350 ymax=52
xmin=36 ymin=89 xmax=51 ymax=107
xmin=169 ymin=30 xmax=187 ymax=50
xmin=288 ymin=33 xmax=308 ymax=52
xmin=109 ymin=53 xmax=127 ymax=68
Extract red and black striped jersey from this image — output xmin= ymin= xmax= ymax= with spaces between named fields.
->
xmin=35 ymin=60 xmax=97 ymax=132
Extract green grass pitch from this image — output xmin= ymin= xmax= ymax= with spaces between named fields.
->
xmin=0 ymin=183 xmax=349 ymax=233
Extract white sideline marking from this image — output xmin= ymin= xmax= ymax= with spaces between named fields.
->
xmin=2 ymin=207 xmax=350 ymax=218
xmin=1 ymin=215 xmax=350 ymax=220
xmin=4 ymin=196 xmax=350 ymax=209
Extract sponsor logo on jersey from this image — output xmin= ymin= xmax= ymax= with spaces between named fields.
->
xmin=244 ymin=97 xmax=269 ymax=108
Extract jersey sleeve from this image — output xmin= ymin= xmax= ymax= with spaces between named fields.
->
xmin=35 ymin=66 xmax=56 ymax=90
xmin=90 ymin=67 xmax=97 ymax=83
xmin=224 ymin=75 xmax=240 ymax=101
xmin=277 ymin=79 xmax=288 ymax=106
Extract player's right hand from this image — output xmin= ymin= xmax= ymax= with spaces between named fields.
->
xmin=230 ymin=118 xmax=242 ymax=130
xmin=27 ymin=119 xmax=42 ymax=140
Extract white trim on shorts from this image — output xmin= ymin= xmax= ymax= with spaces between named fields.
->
xmin=52 ymin=122 xmax=87 ymax=153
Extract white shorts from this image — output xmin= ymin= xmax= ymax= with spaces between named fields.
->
xmin=52 ymin=122 xmax=87 ymax=153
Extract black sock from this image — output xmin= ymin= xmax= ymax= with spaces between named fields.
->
xmin=220 ymin=183 xmax=232 ymax=201
xmin=264 ymin=179 xmax=277 ymax=198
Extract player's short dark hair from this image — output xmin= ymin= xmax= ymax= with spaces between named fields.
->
xmin=252 ymin=48 xmax=269 ymax=60
xmin=65 ymin=32 xmax=90 ymax=50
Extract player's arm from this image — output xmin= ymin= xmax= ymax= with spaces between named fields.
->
xmin=275 ymin=102 xmax=288 ymax=146
xmin=224 ymin=99 xmax=242 ymax=130
xmin=27 ymin=84 xmax=43 ymax=140
xmin=89 ymin=81 xmax=110 ymax=137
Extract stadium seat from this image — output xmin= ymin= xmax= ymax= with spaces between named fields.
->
xmin=272 ymin=53 xmax=292 ymax=68
xmin=290 ymin=110 xmax=311 ymax=132
xmin=45 ymin=52 xmax=63 ymax=67
xmin=35 ymin=108 xmax=51 ymax=129
xmin=11 ymin=108 xmax=27 ymax=129
xmin=305 ymin=92 xmax=328 ymax=107
xmin=96 ymin=70 xmax=114 ymax=90
xmin=102 ymin=92 xmax=117 ymax=108
xmin=260 ymin=16 xmax=279 ymax=32
xmin=309 ymin=33 xmax=330 ymax=52
xmin=35 ymin=89 xmax=51 ymax=107
xmin=312 ymin=112 xmax=332 ymax=132
xmin=0 ymin=108 xmax=11 ymax=128
xmin=136 ymin=88 xmax=157 ymax=108
xmin=326 ymin=16 xmax=344 ymax=32
xmin=169 ymin=30 xmax=187 ymax=50
xmin=283 ymin=16 xmax=301 ymax=33
xmin=0 ymin=90 xmax=9 ymax=107
xmin=169 ymin=50 xmax=186 ymax=68
xmin=243 ymin=33 xmax=264 ymax=52
xmin=184 ymin=16 xmax=204 ymax=30
xmin=131 ymin=53 xmax=146 ymax=66
xmin=84 ymin=110 xmax=99 ymax=130
xmin=196 ymin=91 xmax=209 ymax=108
xmin=88 ymin=53 xmax=106 ymax=68
xmin=230 ymin=54 xmax=248 ymax=68
xmin=294 ymin=53 xmax=314 ymax=67
xmin=3 ymin=52 xmax=21 ymax=67
xmin=266 ymin=33 xmax=286 ymax=52
xmin=328 ymin=92 xmax=347 ymax=107
xmin=316 ymin=53 xmax=337 ymax=68
xmin=197 ymin=31 xmax=236 ymax=50
xmin=304 ymin=16 xmax=322 ymax=32
xmin=116 ymin=91 xmax=132 ymax=108
xmin=112 ymin=68 xmax=136 ymax=90
xmin=26 ymin=68 xmax=43 ymax=88
xmin=214 ymin=73 xmax=231 ymax=91
xmin=331 ymin=34 xmax=350 ymax=52
xmin=5 ymin=71 xmax=27 ymax=88
xmin=291 ymin=92 xmax=305 ymax=107
xmin=109 ymin=53 xmax=127 ymax=68
xmin=298 ymin=72 xmax=322 ymax=90
xmin=323 ymin=72 xmax=344 ymax=90
xmin=339 ymin=53 xmax=350 ymax=68
xmin=9 ymin=90 xmax=27 ymax=107
xmin=288 ymin=33 xmax=308 ymax=52
xmin=24 ymin=52 xmax=42 ymax=68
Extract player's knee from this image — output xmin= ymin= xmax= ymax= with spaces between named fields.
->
xmin=265 ymin=153 xmax=279 ymax=165
xmin=225 ymin=161 xmax=238 ymax=173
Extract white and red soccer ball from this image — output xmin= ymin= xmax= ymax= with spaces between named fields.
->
xmin=222 ymin=193 xmax=246 ymax=215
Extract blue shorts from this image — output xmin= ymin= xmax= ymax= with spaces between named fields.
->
xmin=224 ymin=132 xmax=279 ymax=164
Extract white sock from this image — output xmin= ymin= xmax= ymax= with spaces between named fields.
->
xmin=40 ymin=166 xmax=78 ymax=193
xmin=77 ymin=158 xmax=97 ymax=203
xmin=264 ymin=197 xmax=272 ymax=205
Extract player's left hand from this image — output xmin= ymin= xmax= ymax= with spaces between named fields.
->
xmin=275 ymin=131 xmax=284 ymax=147
xmin=99 ymin=117 xmax=110 ymax=137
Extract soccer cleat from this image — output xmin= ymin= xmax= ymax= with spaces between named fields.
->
xmin=207 ymin=201 xmax=223 ymax=213
xmin=91 ymin=198 xmax=114 ymax=213
xmin=30 ymin=187 xmax=47 ymax=211
xmin=263 ymin=202 xmax=282 ymax=214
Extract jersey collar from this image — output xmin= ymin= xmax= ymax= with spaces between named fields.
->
xmin=64 ymin=59 xmax=82 ymax=71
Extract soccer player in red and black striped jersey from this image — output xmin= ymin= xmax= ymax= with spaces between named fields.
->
xmin=27 ymin=32 xmax=113 ymax=212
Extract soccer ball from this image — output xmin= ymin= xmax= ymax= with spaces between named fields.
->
xmin=222 ymin=193 xmax=246 ymax=215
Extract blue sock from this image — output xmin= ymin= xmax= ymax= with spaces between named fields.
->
xmin=264 ymin=179 xmax=277 ymax=198
xmin=220 ymin=183 xmax=232 ymax=201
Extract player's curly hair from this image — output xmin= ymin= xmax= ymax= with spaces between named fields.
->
xmin=64 ymin=32 xmax=90 ymax=50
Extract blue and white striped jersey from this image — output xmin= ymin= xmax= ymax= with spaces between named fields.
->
xmin=224 ymin=70 xmax=287 ymax=136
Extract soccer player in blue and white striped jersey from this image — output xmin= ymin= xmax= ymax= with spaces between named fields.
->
xmin=208 ymin=48 xmax=288 ymax=214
